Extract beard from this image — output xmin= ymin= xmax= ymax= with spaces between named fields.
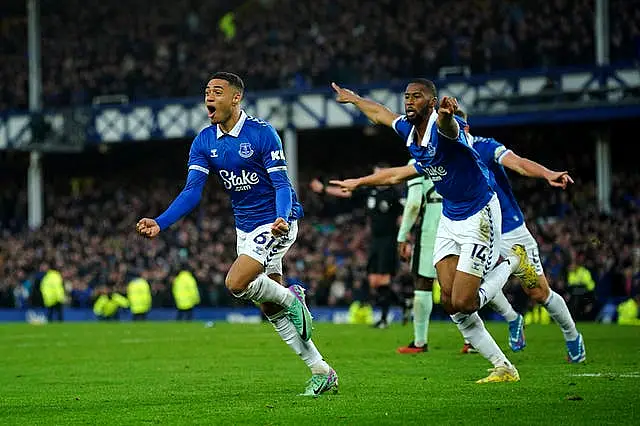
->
xmin=406 ymin=105 xmax=429 ymax=124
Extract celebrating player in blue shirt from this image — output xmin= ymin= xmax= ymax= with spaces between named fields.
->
xmin=457 ymin=110 xmax=585 ymax=363
xmin=329 ymin=80 xmax=539 ymax=383
xmin=136 ymin=72 xmax=338 ymax=396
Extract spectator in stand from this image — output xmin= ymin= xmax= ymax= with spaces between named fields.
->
xmin=0 ymin=0 xmax=637 ymax=111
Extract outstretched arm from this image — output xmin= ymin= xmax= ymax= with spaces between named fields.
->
xmin=331 ymin=82 xmax=399 ymax=127
xmin=329 ymin=164 xmax=420 ymax=193
xmin=155 ymin=170 xmax=208 ymax=230
xmin=136 ymin=170 xmax=208 ymax=238
xmin=501 ymin=151 xmax=574 ymax=189
xmin=310 ymin=178 xmax=352 ymax=198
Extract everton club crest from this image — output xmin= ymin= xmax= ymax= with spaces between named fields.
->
xmin=238 ymin=142 xmax=254 ymax=158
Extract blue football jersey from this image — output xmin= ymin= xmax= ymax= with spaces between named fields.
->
xmin=469 ymin=135 xmax=524 ymax=233
xmin=187 ymin=111 xmax=303 ymax=232
xmin=392 ymin=111 xmax=494 ymax=220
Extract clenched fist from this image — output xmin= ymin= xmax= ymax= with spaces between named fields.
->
xmin=136 ymin=218 xmax=160 ymax=239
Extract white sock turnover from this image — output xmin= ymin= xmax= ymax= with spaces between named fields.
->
xmin=237 ymin=274 xmax=294 ymax=307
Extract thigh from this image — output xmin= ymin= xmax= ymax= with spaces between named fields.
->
xmin=235 ymin=222 xmax=296 ymax=275
xmin=503 ymin=224 xmax=544 ymax=276
xmin=367 ymin=238 xmax=382 ymax=274
xmin=378 ymin=237 xmax=398 ymax=276
xmin=226 ymin=254 xmax=265 ymax=289
xmin=264 ymin=221 xmax=299 ymax=275
xmin=413 ymin=228 xmax=437 ymax=279
xmin=435 ymin=255 xmax=458 ymax=297
xmin=455 ymin=195 xmax=502 ymax=277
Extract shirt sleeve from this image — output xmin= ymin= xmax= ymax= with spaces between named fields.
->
xmin=392 ymin=115 xmax=412 ymax=140
xmin=397 ymin=180 xmax=423 ymax=243
xmin=261 ymin=125 xmax=288 ymax=174
xmin=406 ymin=159 xmax=423 ymax=187
xmin=261 ymin=125 xmax=293 ymax=220
xmin=491 ymin=139 xmax=511 ymax=165
xmin=155 ymin=168 xmax=208 ymax=231
xmin=187 ymin=132 xmax=210 ymax=175
xmin=436 ymin=114 xmax=465 ymax=141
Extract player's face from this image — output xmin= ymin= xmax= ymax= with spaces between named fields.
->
xmin=404 ymin=83 xmax=435 ymax=124
xmin=205 ymin=79 xmax=241 ymax=124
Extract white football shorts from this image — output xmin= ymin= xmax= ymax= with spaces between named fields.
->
xmin=236 ymin=221 xmax=298 ymax=275
xmin=433 ymin=194 xmax=502 ymax=278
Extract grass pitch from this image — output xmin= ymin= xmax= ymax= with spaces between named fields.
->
xmin=1 ymin=321 xmax=639 ymax=425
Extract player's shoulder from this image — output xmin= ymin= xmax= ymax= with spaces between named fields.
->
xmin=195 ymin=125 xmax=216 ymax=141
xmin=392 ymin=115 xmax=412 ymax=134
xmin=395 ymin=115 xmax=410 ymax=124
xmin=472 ymin=135 xmax=498 ymax=145
xmin=244 ymin=114 xmax=276 ymax=132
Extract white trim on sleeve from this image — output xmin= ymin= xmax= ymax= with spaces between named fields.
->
xmin=436 ymin=122 xmax=460 ymax=140
xmin=496 ymin=148 xmax=512 ymax=165
xmin=188 ymin=164 xmax=210 ymax=175
xmin=267 ymin=166 xmax=288 ymax=173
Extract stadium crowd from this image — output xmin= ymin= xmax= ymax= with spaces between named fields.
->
xmin=1 ymin=0 xmax=639 ymax=111
xmin=0 ymin=125 xmax=639 ymax=323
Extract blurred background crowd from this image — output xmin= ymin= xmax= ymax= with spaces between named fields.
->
xmin=1 ymin=0 xmax=639 ymax=111
xmin=1 ymin=121 xmax=638 ymax=323
xmin=1 ymin=0 xmax=639 ymax=323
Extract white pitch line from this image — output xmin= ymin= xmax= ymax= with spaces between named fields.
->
xmin=569 ymin=372 xmax=640 ymax=378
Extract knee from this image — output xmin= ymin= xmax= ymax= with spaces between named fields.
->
xmin=452 ymin=295 xmax=479 ymax=314
xmin=225 ymin=272 xmax=248 ymax=294
xmin=440 ymin=291 xmax=455 ymax=314
xmin=527 ymin=286 xmax=550 ymax=304
xmin=523 ymin=278 xmax=550 ymax=303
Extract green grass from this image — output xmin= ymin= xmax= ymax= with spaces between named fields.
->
xmin=1 ymin=321 xmax=639 ymax=425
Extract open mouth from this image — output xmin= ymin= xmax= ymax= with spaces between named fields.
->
xmin=206 ymin=105 xmax=216 ymax=118
xmin=406 ymin=108 xmax=416 ymax=117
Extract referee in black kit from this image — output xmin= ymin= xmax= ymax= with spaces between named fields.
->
xmin=310 ymin=163 xmax=404 ymax=328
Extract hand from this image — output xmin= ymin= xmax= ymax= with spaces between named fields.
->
xmin=438 ymin=96 xmax=459 ymax=117
xmin=398 ymin=242 xmax=412 ymax=262
xmin=136 ymin=218 xmax=160 ymax=239
xmin=331 ymin=82 xmax=360 ymax=104
xmin=545 ymin=171 xmax=574 ymax=189
xmin=271 ymin=217 xmax=290 ymax=237
xmin=309 ymin=178 xmax=325 ymax=193
xmin=329 ymin=178 xmax=360 ymax=193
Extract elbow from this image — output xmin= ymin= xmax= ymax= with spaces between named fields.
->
xmin=388 ymin=174 xmax=403 ymax=185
